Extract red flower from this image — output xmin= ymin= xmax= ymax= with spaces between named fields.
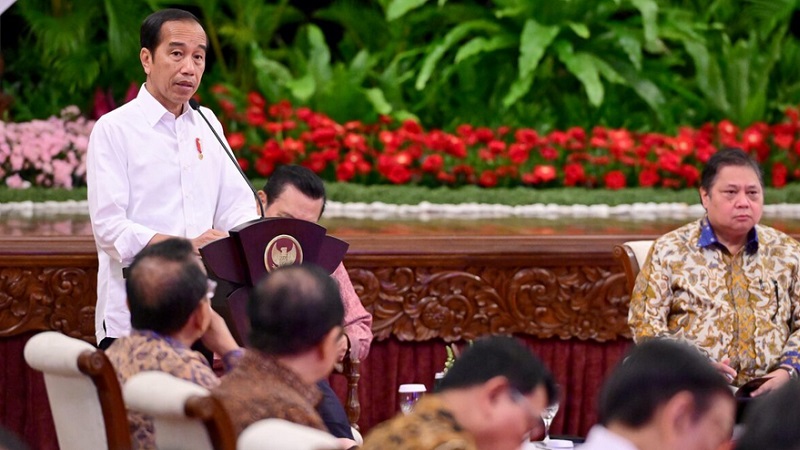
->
xmin=246 ymin=105 xmax=266 ymax=126
xmin=533 ymin=165 xmax=557 ymax=183
xmin=488 ymin=140 xmax=506 ymax=155
xmin=247 ymin=92 xmax=266 ymax=108
xmin=681 ymin=164 xmax=700 ymax=187
xmin=386 ymin=165 xmax=412 ymax=184
xmin=236 ymin=158 xmax=249 ymax=173
xmin=638 ymin=169 xmax=660 ymax=187
xmin=336 ymin=161 xmax=356 ymax=182
xmin=508 ymin=143 xmax=529 ymax=164
xmin=604 ymin=171 xmax=626 ymax=190
xmin=422 ymin=154 xmax=444 ymax=173
xmin=539 ymin=146 xmax=559 ymax=161
xmin=772 ymin=162 xmax=788 ymax=188
xmin=254 ymin=157 xmax=274 ymax=176
xmin=563 ymin=163 xmax=585 ymax=187
xmin=227 ymin=132 xmax=246 ymax=151
xmin=478 ymin=170 xmax=498 ymax=187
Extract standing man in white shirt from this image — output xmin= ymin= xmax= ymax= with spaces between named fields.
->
xmin=87 ymin=8 xmax=259 ymax=349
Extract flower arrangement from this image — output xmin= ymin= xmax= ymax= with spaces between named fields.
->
xmin=3 ymin=89 xmax=800 ymax=191
xmin=0 ymin=106 xmax=93 ymax=189
xmin=210 ymin=84 xmax=800 ymax=190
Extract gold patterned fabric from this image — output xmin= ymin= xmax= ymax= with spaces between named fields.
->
xmin=106 ymin=330 xmax=221 ymax=450
xmin=361 ymin=395 xmax=478 ymax=450
xmin=629 ymin=218 xmax=800 ymax=386
xmin=212 ymin=351 xmax=326 ymax=435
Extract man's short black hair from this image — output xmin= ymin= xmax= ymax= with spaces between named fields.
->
xmin=700 ymin=147 xmax=764 ymax=193
xmin=263 ymin=165 xmax=327 ymax=218
xmin=140 ymin=8 xmax=204 ymax=54
xmin=126 ymin=238 xmax=207 ymax=334
xmin=437 ymin=336 xmax=557 ymax=403
xmin=247 ymin=264 xmax=343 ymax=355
xmin=735 ymin=380 xmax=800 ymax=450
xmin=599 ymin=339 xmax=732 ymax=428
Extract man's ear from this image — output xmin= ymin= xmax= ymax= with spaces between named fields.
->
xmin=140 ymin=48 xmax=152 ymax=75
xmin=256 ymin=190 xmax=268 ymax=208
xmin=661 ymin=391 xmax=696 ymax=436
xmin=700 ymin=187 xmax=710 ymax=210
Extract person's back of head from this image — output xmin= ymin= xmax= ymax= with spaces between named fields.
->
xmin=598 ymin=339 xmax=734 ymax=444
xmin=126 ymin=238 xmax=207 ymax=334
xmin=735 ymin=380 xmax=800 ymax=450
xmin=247 ymin=264 xmax=343 ymax=356
xmin=263 ymin=165 xmax=327 ymax=215
xmin=438 ymin=336 xmax=557 ymax=401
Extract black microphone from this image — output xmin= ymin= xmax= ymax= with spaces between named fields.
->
xmin=189 ymin=99 xmax=265 ymax=219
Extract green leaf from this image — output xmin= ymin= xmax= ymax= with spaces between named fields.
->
xmin=590 ymin=56 xmax=625 ymax=84
xmin=454 ymin=34 xmax=515 ymax=63
xmin=415 ymin=20 xmax=501 ymax=90
xmin=555 ymin=42 xmax=604 ymax=107
xmin=286 ymin=73 xmax=316 ymax=102
xmin=386 ymin=0 xmax=430 ymax=21
xmin=364 ymin=87 xmax=393 ymax=115
xmin=568 ymin=22 xmax=590 ymax=39
xmin=683 ymin=39 xmax=731 ymax=115
xmin=519 ymin=19 xmax=560 ymax=80
xmin=305 ymin=25 xmax=332 ymax=84
xmin=630 ymin=0 xmax=662 ymax=53
xmin=502 ymin=70 xmax=535 ymax=108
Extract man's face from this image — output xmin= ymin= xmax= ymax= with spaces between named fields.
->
xmin=263 ymin=185 xmax=324 ymax=223
xmin=677 ymin=393 xmax=735 ymax=450
xmin=140 ymin=19 xmax=206 ymax=116
xmin=700 ymin=165 xmax=763 ymax=244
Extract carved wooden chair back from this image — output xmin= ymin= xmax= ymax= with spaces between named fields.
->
xmin=23 ymin=331 xmax=131 ymax=450
xmin=123 ymin=371 xmax=236 ymax=450
xmin=613 ymin=240 xmax=655 ymax=293
xmin=238 ymin=418 xmax=340 ymax=450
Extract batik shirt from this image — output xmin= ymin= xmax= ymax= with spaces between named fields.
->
xmin=629 ymin=217 xmax=800 ymax=386
xmin=361 ymin=395 xmax=478 ymax=450
xmin=106 ymin=330 xmax=243 ymax=450
xmin=213 ymin=351 xmax=326 ymax=435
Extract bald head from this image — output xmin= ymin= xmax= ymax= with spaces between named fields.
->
xmin=247 ymin=264 xmax=344 ymax=355
xmin=126 ymin=238 xmax=207 ymax=334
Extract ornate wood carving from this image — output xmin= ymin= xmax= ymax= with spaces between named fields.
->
xmin=350 ymin=265 xmax=631 ymax=342
xmin=0 ymin=267 xmax=96 ymax=342
xmin=0 ymin=234 xmax=653 ymax=344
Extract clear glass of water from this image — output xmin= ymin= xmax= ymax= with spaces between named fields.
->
xmin=398 ymin=384 xmax=426 ymax=414
xmin=541 ymin=401 xmax=560 ymax=441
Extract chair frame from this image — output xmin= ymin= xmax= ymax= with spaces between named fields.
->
xmin=75 ymin=349 xmax=132 ymax=450
xmin=184 ymin=394 xmax=238 ymax=450
xmin=613 ymin=243 xmax=642 ymax=294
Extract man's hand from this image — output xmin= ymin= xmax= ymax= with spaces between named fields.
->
xmin=751 ymin=368 xmax=791 ymax=397
xmin=200 ymin=309 xmax=239 ymax=356
xmin=191 ymin=229 xmax=228 ymax=252
xmin=711 ymin=357 xmax=737 ymax=383
xmin=336 ymin=333 xmax=349 ymax=363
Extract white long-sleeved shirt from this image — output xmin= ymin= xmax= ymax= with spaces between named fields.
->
xmin=87 ymin=84 xmax=258 ymax=342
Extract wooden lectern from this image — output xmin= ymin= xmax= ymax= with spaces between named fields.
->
xmin=199 ymin=218 xmax=361 ymax=428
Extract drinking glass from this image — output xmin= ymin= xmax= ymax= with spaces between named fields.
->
xmin=541 ymin=399 xmax=560 ymax=441
xmin=398 ymin=384 xmax=426 ymax=414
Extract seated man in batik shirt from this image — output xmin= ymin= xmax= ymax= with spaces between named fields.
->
xmin=106 ymin=238 xmax=242 ymax=450
xmin=361 ymin=336 xmax=557 ymax=450
xmin=629 ymin=147 xmax=800 ymax=397
xmin=213 ymin=264 xmax=357 ymax=450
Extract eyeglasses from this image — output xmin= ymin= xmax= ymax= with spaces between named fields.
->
xmin=509 ymin=387 xmax=542 ymax=433
xmin=205 ymin=279 xmax=218 ymax=301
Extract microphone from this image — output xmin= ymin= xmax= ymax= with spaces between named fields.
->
xmin=189 ymin=99 xmax=265 ymax=219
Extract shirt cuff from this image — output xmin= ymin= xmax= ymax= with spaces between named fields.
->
xmin=780 ymin=351 xmax=800 ymax=372
xmin=221 ymin=348 xmax=245 ymax=372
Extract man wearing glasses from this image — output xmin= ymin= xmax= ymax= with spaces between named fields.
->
xmin=105 ymin=238 xmax=242 ymax=450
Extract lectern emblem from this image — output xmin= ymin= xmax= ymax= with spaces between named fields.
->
xmin=264 ymin=235 xmax=303 ymax=272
